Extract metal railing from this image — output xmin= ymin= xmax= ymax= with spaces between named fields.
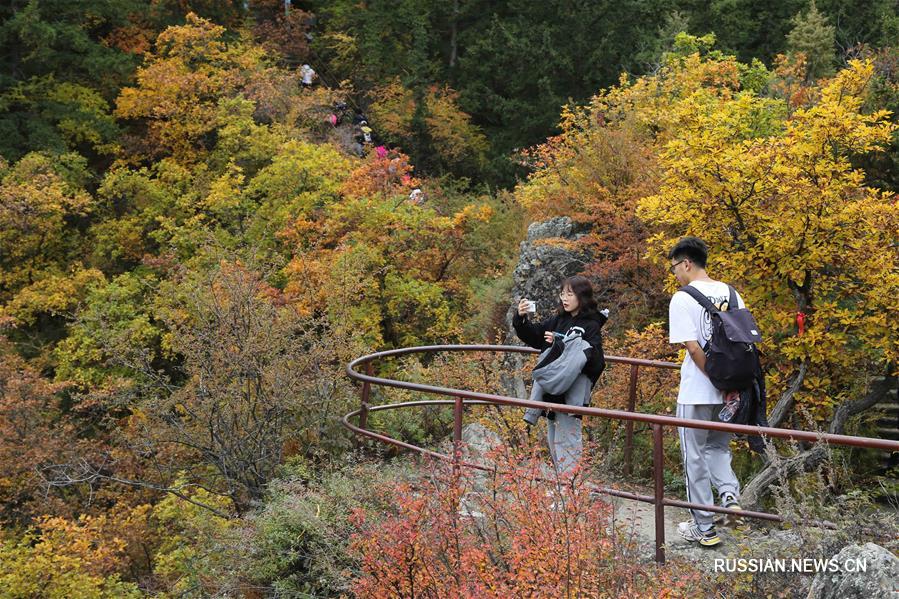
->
xmin=343 ymin=344 xmax=899 ymax=564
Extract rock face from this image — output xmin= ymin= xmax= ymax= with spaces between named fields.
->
xmin=807 ymin=542 xmax=899 ymax=599
xmin=500 ymin=216 xmax=592 ymax=399
xmin=453 ymin=422 xmax=554 ymax=518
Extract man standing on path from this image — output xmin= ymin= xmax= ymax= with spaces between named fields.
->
xmin=668 ymin=237 xmax=743 ymax=547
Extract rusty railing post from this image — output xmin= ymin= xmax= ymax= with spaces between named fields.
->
xmin=624 ymin=364 xmax=639 ymax=476
xmin=652 ymin=423 xmax=665 ymax=564
xmin=359 ymin=362 xmax=373 ymax=431
xmin=344 ymin=346 xmax=899 ymax=563
xmin=453 ymin=396 xmax=464 ymax=477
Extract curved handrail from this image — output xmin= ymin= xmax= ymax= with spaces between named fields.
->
xmin=343 ymin=344 xmax=899 ymax=563
xmin=345 ymin=345 xmax=897 ymax=450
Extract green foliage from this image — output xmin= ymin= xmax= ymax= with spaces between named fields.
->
xmin=786 ymin=1 xmax=836 ymax=80
xmin=237 ymin=462 xmax=410 ymax=597
xmin=0 ymin=0 xmax=140 ymax=160
xmin=151 ymin=483 xmax=239 ymax=597
xmin=53 ymin=270 xmax=162 ymax=388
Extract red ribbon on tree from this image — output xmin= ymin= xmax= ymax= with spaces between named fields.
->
xmin=796 ymin=311 xmax=806 ymax=336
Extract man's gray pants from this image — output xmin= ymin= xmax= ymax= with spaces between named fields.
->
xmin=525 ymin=374 xmax=592 ymax=475
xmin=676 ymin=403 xmax=740 ymax=527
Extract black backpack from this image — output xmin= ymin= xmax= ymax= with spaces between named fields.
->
xmin=679 ymin=284 xmax=762 ymax=391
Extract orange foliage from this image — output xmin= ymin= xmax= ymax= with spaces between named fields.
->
xmin=593 ymin=323 xmax=679 ymax=414
xmin=339 ymin=149 xmax=419 ymax=199
xmin=104 ymin=24 xmax=155 ymax=55
xmin=351 ymin=448 xmax=707 ymax=597
xmin=251 ymin=1 xmax=314 ymax=64
xmin=770 ymin=53 xmax=817 ymax=109
xmin=0 ymin=340 xmax=80 ymax=523
xmin=517 ymin=110 xmax=668 ymax=329
xmin=31 ymin=503 xmax=152 ymax=579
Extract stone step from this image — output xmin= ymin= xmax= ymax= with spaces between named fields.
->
xmin=875 ymin=427 xmax=899 ymax=439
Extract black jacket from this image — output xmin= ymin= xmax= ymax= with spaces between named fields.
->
xmin=743 ymin=363 xmax=770 ymax=453
xmin=513 ymin=309 xmax=607 ymax=387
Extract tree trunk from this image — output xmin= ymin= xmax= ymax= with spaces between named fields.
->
xmin=768 ymin=357 xmax=809 ymax=428
xmin=449 ymin=0 xmax=459 ymax=68
xmin=741 ymin=370 xmax=896 ymax=509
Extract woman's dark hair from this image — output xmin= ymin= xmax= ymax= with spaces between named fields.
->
xmin=667 ymin=236 xmax=708 ymax=268
xmin=556 ymin=275 xmax=599 ymax=316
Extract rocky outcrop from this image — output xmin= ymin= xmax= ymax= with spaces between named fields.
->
xmin=500 ymin=216 xmax=592 ymax=399
xmin=807 ymin=542 xmax=899 ymax=599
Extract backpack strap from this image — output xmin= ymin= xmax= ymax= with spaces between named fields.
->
xmin=678 ymin=285 xmax=719 ymax=313
xmin=726 ymin=285 xmax=738 ymax=312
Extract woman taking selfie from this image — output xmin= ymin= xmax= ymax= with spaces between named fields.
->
xmin=513 ymin=275 xmax=607 ymax=476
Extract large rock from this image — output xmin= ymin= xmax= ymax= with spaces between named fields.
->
xmin=807 ymin=542 xmax=899 ymax=599
xmin=438 ymin=422 xmax=502 ymax=488
xmin=500 ymin=216 xmax=592 ymax=399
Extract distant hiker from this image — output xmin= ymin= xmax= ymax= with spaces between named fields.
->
xmin=408 ymin=188 xmax=424 ymax=204
xmin=334 ymin=102 xmax=348 ymax=124
xmin=360 ymin=122 xmax=373 ymax=144
xmin=375 ymin=145 xmax=388 ymax=159
xmin=326 ymin=113 xmax=338 ymax=127
xmin=513 ymin=276 xmax=607 ymax=476
xmin=668 ymin=236 xmax=747 ymax=547
xmin=300 ymin=64 xmax=316 ymax=86
xmin=352 ymin=126 xmax=366 ymax=156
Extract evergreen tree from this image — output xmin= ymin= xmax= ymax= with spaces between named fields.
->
xmin=786 ymin=0 xmax=836 ymax=80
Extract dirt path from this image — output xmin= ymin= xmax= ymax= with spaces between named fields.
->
xmin=605 ymin=492 xmax=745 ymax=567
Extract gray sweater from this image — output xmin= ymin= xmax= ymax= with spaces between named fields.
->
xmin=531 ymin=329 xmax=592 ymax=396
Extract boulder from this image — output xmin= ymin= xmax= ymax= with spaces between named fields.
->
xmin=807 ymin=542 xmax=899 ymax=599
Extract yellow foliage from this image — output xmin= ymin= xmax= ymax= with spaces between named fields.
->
xmin=519 ymin=49 xmax=897 ymax=419
xmin=1 ymin=266 xmax=105 ymax=326
xmin=634 ymin=58 xmax=897 ymax=415
xmin=114 ymin=13 xmax=270 ymax=163
xmin=367 ymin=77 xmax=416 ymax=139
xmin=0 ymin=153 xmax=95 ymax=301
xmin=0 ymin=511 xmax=144 ymax=598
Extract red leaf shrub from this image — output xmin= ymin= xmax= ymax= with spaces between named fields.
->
xmin=350 ymin=446 xmax=708 ymax=597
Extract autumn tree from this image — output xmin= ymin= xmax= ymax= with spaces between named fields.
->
xmin=249 ymin=0 xmax=314 ymax=65
xmin=0 ymin=153 xmax=94 ymax=304
xmin=0 ymin=339 xmax=85 ymax=523
xmin=634 ymin=57 xmax=898 ymax=504
xmin=515 ymin=41 xmax=897 ymax=504
xmin=0 ymin=516 xmax=141 ymax=598
xmin=366 ymin=78 xmax=489 ymax=175
xmin=280 ymin=148 xmax=516 ymax=349
xmin=47 ymin=258 xmax=363 ymax=515
xmin=115 ymin=13 xmax=273 ymax=163
xmin=513 ymin=102 xmax=668 ymax=330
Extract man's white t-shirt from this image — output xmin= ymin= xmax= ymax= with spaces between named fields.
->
xmin=669 ymin=280 xmax=745 ymax=405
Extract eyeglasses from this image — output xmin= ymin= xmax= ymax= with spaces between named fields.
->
xmin=559 ymin=290 xmax=576 ymax=298
xmin=668 ymin=259 xmax=687 ymax=274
